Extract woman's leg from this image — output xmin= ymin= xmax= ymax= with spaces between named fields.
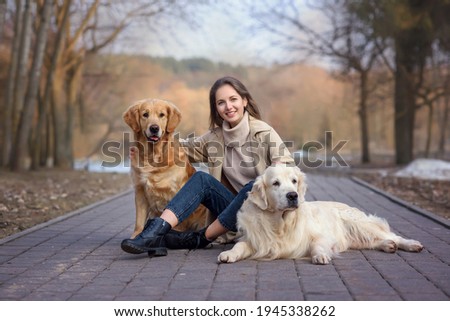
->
xmin=216 ymin=181 xmax=254 ymax=232
xmin=121 ymin=171 xmax=235 ymax=254
xmin=147 ymin=170 xmax=237 ymax=228
xmin=164 ymin=181 xmax=254 ymax=250
xmin=204 ymin=219 xmax=228 ymax=240
xmin=164 ymin=171 xmax=236 ymax=225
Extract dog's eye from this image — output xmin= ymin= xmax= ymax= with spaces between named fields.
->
xmin=273 ymin=181 xmax=280 ymax=187
xmin=143 ymin=112 xmax=149 ymax=118
xmin=159 ymin=113 xmax=165 ymax=118
xmin=292 ymin=179 xmax=297 ymax=184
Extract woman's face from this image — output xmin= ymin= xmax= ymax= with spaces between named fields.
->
xmin=215 ymin=84 xmax=248 ymax=128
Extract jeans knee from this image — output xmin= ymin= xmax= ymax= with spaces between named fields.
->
xmin=192 ymin=171 xmax=208 ymax=179
xmin=191 ymin=170 xmax=213 ymax=184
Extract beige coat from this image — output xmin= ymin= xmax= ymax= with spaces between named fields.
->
xmin=182 ymin=116 xmax=294 ymax=187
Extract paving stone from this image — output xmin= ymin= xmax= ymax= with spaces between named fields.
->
xmin=0 ymin=175 xmax=448 ymax=301
xmin=257 ymin=289 xmax=304 ymax=301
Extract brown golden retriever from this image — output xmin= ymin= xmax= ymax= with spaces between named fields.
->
xmin=123 ymin=98 xmax=207 ymax=238
xmin=218 ymin=165 xmax=423 ymax=264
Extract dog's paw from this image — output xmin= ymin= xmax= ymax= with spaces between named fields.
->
xmin=380 ymin=240 xmax=398 ymax=253
xmin=404 ymin=240 xmax=424 ymax=252
xmin=214 ymin=237 xmax=228 ymax=245
xmin=218 ymin=250 xmax=239 ymax=263
xmin=312 ymin=253 xmax=332 ymax=265
xmin=215 ymin=231 xmax=238 ymax=244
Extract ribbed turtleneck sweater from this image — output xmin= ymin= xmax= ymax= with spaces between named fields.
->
xmin=222 ymin=112 xmax=257 ymax=191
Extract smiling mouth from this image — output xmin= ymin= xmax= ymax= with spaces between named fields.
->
xmin=145 ymin=132 xmax=160 ymax=143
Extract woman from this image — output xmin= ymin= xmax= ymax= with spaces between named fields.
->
xmin=121 ymin=76 xmax=294 ymax=255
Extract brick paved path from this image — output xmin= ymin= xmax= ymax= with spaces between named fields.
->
xmin=0 ymin=174 xmax=448 ymax=301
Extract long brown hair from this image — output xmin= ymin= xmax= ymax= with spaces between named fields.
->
xmin=208 ymin=76 xmax=262 ymax=130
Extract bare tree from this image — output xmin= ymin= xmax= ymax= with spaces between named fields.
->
xmin=248 ymin=0 xmax=386 ymax=163
xmin=438 ymin=92 xmax=449 ymax=157
xmin=31 ymin=0 xmax=72 ymax=170
xmin=353 ymin=0 xmax=450 ymax=164
xmin=47 ymin=0 xmax=100 ymax=169
xmin=2 ymin=0 xmax=22 ymax=167
xmin=251 ymin=0 xmax=450 ymax=164
xmin=46 ymin=0 xmax=203 ymax=169
xmin=2 ymin=0 xmax=207 ymax=170
xmin=12 ymin=0 xmax=32 ymax=132
xmin=0 ymin=0 xmax=6 ymax=42
xmin=416 ymin=60 xmax=446 ymax=158
xmin=10 ymin=0 xmax=52 ymax=171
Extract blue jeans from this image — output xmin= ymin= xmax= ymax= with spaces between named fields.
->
xmin=165 ymin=171 xmax=254 ymax=232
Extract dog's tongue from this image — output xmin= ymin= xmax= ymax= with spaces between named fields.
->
xmin=148 ymin=135 xmax=159 ymax=142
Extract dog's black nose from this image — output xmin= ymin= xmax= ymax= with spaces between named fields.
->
xmin=149 ymin=125 xmax=159 ymax=134
xmin=286 ymin=192 xmax=298 ymax=201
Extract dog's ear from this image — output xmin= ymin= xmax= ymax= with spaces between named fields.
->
xmin=166 ymin=101 xmax=181 ymax=133
xmin=123 ymin=102 xmax=141 ymax=132
xmin=295 ymin=168 xmax=307 ymax=202
xmin=248 ymin=175 xmax=269 ymax=210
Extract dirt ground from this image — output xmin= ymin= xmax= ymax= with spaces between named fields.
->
xmin=0 ymin=170 xmax=133 ymax=239
xmin=352 ymin=172 xmax=450 ymax=220
xmin=0 ymin=168 xmax=448 ymax=240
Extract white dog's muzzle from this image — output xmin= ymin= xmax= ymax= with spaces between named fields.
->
xmin=286 ymin=191 xmax=299 ymax=209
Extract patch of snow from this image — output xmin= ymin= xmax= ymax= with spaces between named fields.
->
xmin=394 ymin=158 xmax=450 ymax=180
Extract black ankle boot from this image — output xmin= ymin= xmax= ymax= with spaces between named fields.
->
xmin=121 ymin=217 xmax=171 ymax=255
xmin=164 ymin=227 xmax=212 ymax=250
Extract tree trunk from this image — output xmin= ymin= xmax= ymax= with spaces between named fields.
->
xmin=359 ymin=71 xmax=370 ymax=163
xmin=63 ymin=60 xmax=85 ymax=170
xmin=12 ymin=0 xmax=32 ymax=131
xmin=11 ymin=0 xmax=52 ymax=171
xmin=424 ymin=103 xmax=434 ymax=158
xmin=43 ymin=109 xmax=53 ymax=166
xmin=394 ymin=33 xmax=416 ymax=165
xmin=30 ymin=94 xmax=47 ymax=170
xmin=438 ymin=94 xmax=449 ymax=156
xmin=31 ymin=0 xmax=72 ymax=170
xmin=0 ymin=0 xmax=6 ymax=42
xmin=51 ymin=68 xmax=70 ymax=168
xmin=2 ymin=0 xmax=22 ymax=167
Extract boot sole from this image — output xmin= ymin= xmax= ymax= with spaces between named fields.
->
xmin=121 ymin=241 xmax=148 ymax=254
xmin=121 ymin=240 xmax=167 ymax=256
xmin=148 ymin=247 xmax=168 ymax=257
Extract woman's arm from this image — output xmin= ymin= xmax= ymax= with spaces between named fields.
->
xmin=180 ymin=132 xmax=211 ymax=164
xmin=264 ymin=128 xmax=295 ymax=165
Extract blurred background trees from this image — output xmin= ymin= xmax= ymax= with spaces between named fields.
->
xmin=1 ymin=0 xmax=202 ymax=171
xmin=248 ymin=0 xmax=450 ymax=164
xmin=0 ymin=0 xmax=449 ymax=171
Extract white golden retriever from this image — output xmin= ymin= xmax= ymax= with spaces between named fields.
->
xmin=218 ymin=165 xmax=423 ymax=264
